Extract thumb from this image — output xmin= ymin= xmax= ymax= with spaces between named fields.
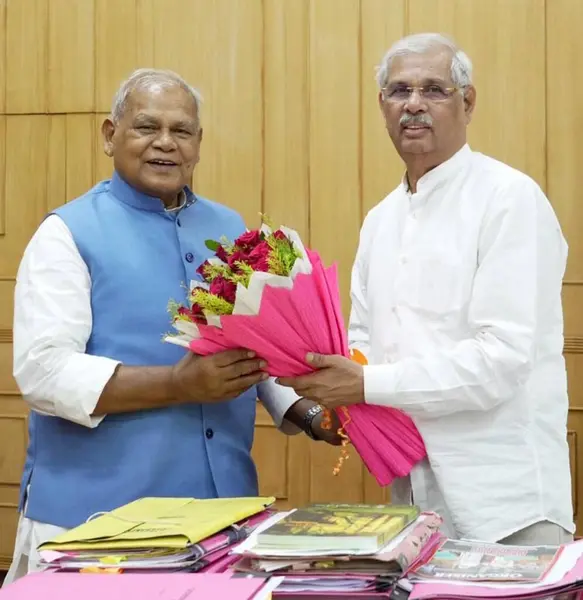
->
xmin=306 ymin=353 xmax=333 ymax=369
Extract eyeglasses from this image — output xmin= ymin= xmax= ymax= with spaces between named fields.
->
xmin=381 ymin=84 xmax=461 ymax=103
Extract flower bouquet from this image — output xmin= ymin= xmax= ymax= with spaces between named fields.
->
xmin=164 ymin=221 xmax=426 ymax=486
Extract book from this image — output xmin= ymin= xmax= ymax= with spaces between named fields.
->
xmin=254 ymin=503 xmax=420 ymax=554
xmin=409 ymin=539 xmax=562 ymax=583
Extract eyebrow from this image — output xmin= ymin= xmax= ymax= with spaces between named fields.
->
xmin=133 ymin=114 xmax=159 ymax=126
xmin=132 ymin=114 xmax=196 ymax=130
xmin=389 ymin=77 xmax=449 ymax=86
xmin=171 ymin=120 xmax=196 ymax=130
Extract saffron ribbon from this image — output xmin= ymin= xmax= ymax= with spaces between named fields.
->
xmin=320 ymin=348 xmax=367 ymax=476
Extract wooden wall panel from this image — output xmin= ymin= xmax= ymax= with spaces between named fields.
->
xmin=407 ymin=0 xmax=546 ymax=188
xmin=307 ymin=0 xmax=366 ymax=503
xmin=263 ymin=0 xmax=310 ymax=240
xmin=0 ymin=0 xmax=582 ymax=565
xmin=46 ymin=116 xmax=67 ymax=213
xmin=94 ymin=114 xmax=114 ymax=184
xmin=547 ymin=0 xmax=583 ymax=283
xmin=547 ymin=0 xmax=583 ymax=532
xmin=5 ymin=0 xmax=48 ymax=114
xmin=95 ymin=0 xmax=138 ymax=112
xmin=0 ymin=283 xmax=13 ymax=331
xmin=0 ymin=0 xmax=6 ymax=114
xmin=309 ymin=0 xmax=361 ymax=309
xmin=361 ymin=0 xmax=406 ymax=215
xmin=48 ymin=0 xmax=95 ymax=113
xmin=2 ymin=116 xmax=49 ymax=277
xmin=65 ymin=115 xmax=96 ymax=201
xmin=0 ymin=115 xmax=4 ymax=235
xmin=0 ymin=344 xmax=17 ymax=394
xmin=150 ymin=0 xmax=264 ymax=225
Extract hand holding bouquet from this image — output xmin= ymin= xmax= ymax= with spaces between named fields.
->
xmin=165 ymin=221 xmax=426 ymax=485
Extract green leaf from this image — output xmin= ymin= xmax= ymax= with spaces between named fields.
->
xmin=205 ymin=239 xmax=221 ymax=251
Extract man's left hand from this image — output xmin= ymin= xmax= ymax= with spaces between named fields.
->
xmin=277 ymin=353 xmax=365 ymax=409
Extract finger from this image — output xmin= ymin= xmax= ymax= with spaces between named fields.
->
xmin=306 ymin=353 xmax=335 ymax=369
xmin=225 ymin=371 xmax=269 ymax=394
xmin=212 ymin=348 xmax=256 ymax=367
xmin=224 ymin=358 xmax=267 ymax=380
xmin=276 ymin=375 xmax=315 ymax=388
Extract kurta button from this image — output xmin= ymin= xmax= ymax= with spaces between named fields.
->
xmin=185 ymin=252 xmax=194 ymax=262
xmin=205 ymin=428 xmax=214 ymax=439
xmin=177 ymin=218 xmax=181 ymax=227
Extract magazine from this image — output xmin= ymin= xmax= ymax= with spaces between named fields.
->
xmin=409 ymin=539 xmax=562 ymax=583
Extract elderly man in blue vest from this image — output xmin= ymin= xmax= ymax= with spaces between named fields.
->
xmin=4 ymin=68 xmax=337 ymax=585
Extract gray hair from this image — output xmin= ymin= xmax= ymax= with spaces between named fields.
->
xmin=111 ymin=68 xmax=203 ymax=126
xmin=376 ymin=33 xmax=473 ymax=90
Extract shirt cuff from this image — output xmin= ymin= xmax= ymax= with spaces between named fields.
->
xmin=52 ymin=355 xmax=121 ymax=428
xmin=363 ymin=363 xmax=400 ymax=407
xmin=258 ymin=378 xmax=302 ymax=435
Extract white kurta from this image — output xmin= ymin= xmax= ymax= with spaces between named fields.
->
xmin=350 ymin=144 xmax=574 ymax=541
xmin=4 ymin=214 xmax=301 ymax=586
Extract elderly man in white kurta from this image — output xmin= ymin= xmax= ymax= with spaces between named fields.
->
xmin=277 ymin=33 xmax=574 ymax=545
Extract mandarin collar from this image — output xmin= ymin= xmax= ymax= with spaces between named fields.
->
xmin=401 ymin=144 xmax=472 ymax=195
xmin=109 ymin=171 xmax=195 ymax=212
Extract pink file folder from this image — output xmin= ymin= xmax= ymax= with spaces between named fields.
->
xmin=0 ymin=571 xmax=266 ymax=600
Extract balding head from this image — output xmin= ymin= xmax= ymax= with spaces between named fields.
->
xmin=101 ymin=69 xmax=204 ymax=207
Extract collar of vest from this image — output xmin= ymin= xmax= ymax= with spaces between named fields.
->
xmin=109 ymin=171 xmax=195 ymax=213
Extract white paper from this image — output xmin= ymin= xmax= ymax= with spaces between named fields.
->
xmin=408 ymin=538 xmax=583 ymax=590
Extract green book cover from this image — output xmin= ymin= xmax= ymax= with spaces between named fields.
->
xmin=256 ymin=504 xmax=419 ymax=553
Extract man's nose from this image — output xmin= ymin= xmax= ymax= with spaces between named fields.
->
xmin=153 ymin=129 xmax=176 ymax=150
xmin=404 ymin=89 xmax=427 ymax=114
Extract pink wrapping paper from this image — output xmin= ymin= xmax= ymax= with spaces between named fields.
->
xmin=188 ymin=249 xmax=426 ymax=486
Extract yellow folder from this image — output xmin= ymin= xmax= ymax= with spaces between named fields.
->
xmin=39 ymin=496 xmax=275 ymax=551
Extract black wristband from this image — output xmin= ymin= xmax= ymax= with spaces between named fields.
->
xmin=303 ymin=404 xmax=324 ymax=440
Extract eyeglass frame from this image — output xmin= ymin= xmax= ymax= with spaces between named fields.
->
xmin=380 ymin=83 xmax=466 ymax=104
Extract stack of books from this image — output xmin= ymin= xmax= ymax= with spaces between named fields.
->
xmin=37 ymin=496 xmax=275 ymax=574
xmin=231 ymin=503 xmax=444 ymax=596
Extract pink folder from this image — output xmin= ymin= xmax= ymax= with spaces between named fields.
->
xmin=0 ymin=572 xmax=266 ymax=600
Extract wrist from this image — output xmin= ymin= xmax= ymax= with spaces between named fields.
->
xmin=168 ymin=364 xmax=188 ymax=404
xmin=303 ymin=404 xmax=324 ymax=440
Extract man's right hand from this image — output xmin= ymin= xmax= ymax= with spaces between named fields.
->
xmin=170 ymin=349 xmax=268 ymax=403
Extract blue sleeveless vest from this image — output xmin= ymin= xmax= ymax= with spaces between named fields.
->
xmin=19 ymin=172 xmax=259 ymax=528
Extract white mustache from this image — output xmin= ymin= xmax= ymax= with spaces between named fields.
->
xmin=400 ymin=113 xmax=433 ymax=127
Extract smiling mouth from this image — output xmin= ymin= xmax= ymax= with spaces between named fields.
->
xmin=147 ymin=159 xmax=178 ymax=166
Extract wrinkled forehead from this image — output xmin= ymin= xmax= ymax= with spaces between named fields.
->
xmin=387 ymin=49 xmax=454 ymax=85
xmin=123 ymin=85 xmax=199 ymax=124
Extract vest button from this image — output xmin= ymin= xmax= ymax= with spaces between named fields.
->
xmin=185 ymin=252 xmax=194 ymax=262
xmin=205 ymin=428 xmax=214 ymax=439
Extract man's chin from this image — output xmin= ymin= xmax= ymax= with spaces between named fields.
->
xmin=399 ymin=139 xmax=434 ymax=154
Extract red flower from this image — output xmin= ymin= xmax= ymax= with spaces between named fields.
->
xmin=215 ymin=245 xmax=229 ymax=263
xmin=273 ymin=229 xmax=287 ymax=241
xmin=190 ymin=303 xmax=205 ymax=320
xmin=227 ymin=249 xmax=248 ymax=271
xmin=178 ymin=304 xmax=206 ymax=324
xmin=246 ymin=241 xmax=270 ymax=272
xmin=235 ymin=230 xmax=262 ymax=250
xmin=209 ymin=276 xmax=237 ymax=304
xmin=196 ymin=260 xmax=212 ymax=280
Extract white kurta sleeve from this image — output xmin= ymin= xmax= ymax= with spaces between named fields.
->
xmin=348 ymin=240 xmax=372 ymax=359
xmin=363 ymin=179 xmax=565 ymax=418
xmin=257 ymin=378 xmax=302 ymax=434
xmin=13 ymin=215 xmax=120 ymax=428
